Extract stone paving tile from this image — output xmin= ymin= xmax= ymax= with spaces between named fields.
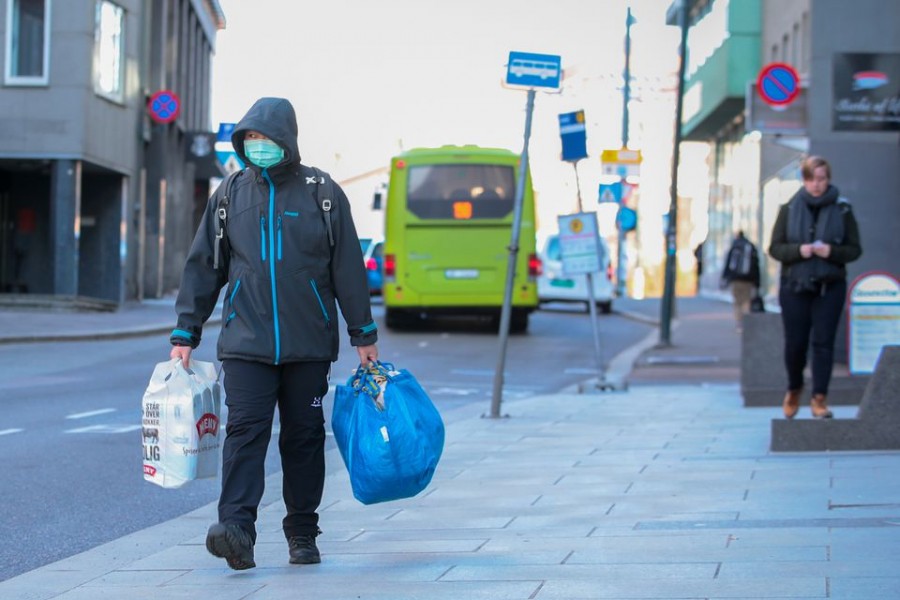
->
xmin=828 ymin=576 xmax=900 ymax=599
xmin=535 ymin=575 xmax=825 ymax=599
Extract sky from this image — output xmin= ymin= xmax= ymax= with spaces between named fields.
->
xmin=210 ymin=0 xmax=683 ymax=241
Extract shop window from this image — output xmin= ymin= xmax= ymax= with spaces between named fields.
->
xmin=5 ymin=0 xmax=50 ymax=85
xmin=94 ymin=0 xmax=124 ymax=102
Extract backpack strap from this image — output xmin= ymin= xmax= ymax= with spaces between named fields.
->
xmin=213 ymin=169 xmax=243 ymax=270
xmin=308 ymin=166 xmax=335 ymax=247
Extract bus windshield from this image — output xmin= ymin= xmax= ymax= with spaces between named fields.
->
xmin=406 ymin=164 xmax=516 ymax=219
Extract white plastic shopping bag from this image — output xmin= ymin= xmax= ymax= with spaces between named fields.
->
xmin=142 ymin=358 xmax=221 ymax=489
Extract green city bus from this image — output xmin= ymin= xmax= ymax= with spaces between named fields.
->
xmin=382 ymin=145 xmax=541 ymax=332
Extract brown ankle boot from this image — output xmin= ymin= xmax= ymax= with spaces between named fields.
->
xmin=782 ymin=389 xmax=801 ymax=419
xmin=811 ymin=394 xmax=833 ymax=419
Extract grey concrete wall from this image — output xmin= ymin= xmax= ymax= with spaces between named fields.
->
xmin=741 ymin=312 xmax=869 ymax=406
xmin=808 ymin=0 xmax=900 ymax=285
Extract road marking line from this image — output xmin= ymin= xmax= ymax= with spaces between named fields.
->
xmin=65 ymin=424 xmax=142 ymax=434
xmin=66 ymin=408 xmax=116 ymax=420
xmin=0 ymin=428 xmax=24 ymax=436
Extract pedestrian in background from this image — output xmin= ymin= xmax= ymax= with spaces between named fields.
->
xmin=768 ymin=155 xmax=862 ymax=420
xmin=720 ymin=231 xmax=760 ymax=332
xmin=169 ymin=97 xmax=379 ymax=570
xmin=694 ymin=242 xmax=704 ymax=294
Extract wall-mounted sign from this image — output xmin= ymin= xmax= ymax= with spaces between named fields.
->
xmin=148 ymin=90 xmax=181 ymax=124
xmin=848 ymin=271 xmax=900 ymax=374
xmin=833 ymin=53 xmax=900 ymax=131
xmin=756 ymin=62 xmax=800 ymax=107
xmin=747 ymin=83 xmax=808 ymax=136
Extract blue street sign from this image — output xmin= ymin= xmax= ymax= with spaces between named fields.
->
xmin=616 ymin=206 xmax=637 ymax=232
xmin=558 ymin=110 xmax=587 ymax=162
xmin=598 ymin=181 xmax=623 ymax=204
xmin=216 ymin=122 xmax=236 ymax=142
xmin=506 ymin=51 xmax=562 ymax=89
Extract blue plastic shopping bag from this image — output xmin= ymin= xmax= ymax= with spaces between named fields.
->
xmin=331 ymin=362 xmax=445 ymax=504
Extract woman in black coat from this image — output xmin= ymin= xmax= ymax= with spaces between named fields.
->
xmin=768 ymin=156 xmax=862 ymax=419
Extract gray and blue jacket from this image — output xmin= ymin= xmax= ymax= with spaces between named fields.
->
xmin=171 ymin=97 xmax=377 ymax=364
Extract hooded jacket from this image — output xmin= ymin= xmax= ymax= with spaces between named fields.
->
xmin=171 ymin=97 xmax=377 ymax=364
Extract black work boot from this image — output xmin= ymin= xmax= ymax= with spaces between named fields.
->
xmin=206 ymin=523 xmax=256 ymax=570
xmin=288 ymin=534 xmax=321 ymax=564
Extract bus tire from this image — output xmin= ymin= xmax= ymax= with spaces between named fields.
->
xmin=385 ymin=308 xmax=406 ymax=330
xmin=510 ymin=309 xmax=529 ymax=334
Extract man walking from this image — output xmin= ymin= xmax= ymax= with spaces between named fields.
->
xmin=720 ymin=231 xmax=761 ymax=332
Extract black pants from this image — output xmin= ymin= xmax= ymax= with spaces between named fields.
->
xmin=778 ymin=279 xmax=846 ymax=395
xmin=220 ymin=359 xmax=330 ymax=543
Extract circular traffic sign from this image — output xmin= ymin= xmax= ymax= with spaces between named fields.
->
xmin=756 ymin=63 xmax=800 ymax=107
xmin=148 ymin=90 xmax=181 ymax=124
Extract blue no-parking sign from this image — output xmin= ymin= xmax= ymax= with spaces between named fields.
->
xmin=756 ymin=63 xmax=800 ymax=106
xmin=148 ymin=90 xmax=181 ymax=124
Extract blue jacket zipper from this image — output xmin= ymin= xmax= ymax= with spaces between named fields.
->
xmin=262 ymin=169 xmax=281 ymax=364
xmin=277 ymin=214 xmax=283 ymax=261
xmin=309 ymin=279 xmax=331 ymax=328
xmin=259 ymin=215 xmax=266 ymax=261
xmin=225 ymin=279 xmax=241 ymax=326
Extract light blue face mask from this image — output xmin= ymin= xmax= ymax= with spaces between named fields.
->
xmin=244 ymin=139 xmax=285 ymax=168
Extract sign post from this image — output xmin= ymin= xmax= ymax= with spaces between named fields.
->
xmin=601 ymin=148 xmax=642 ymax=296
xmin=490 ymin=51 xmax=561 ymax=419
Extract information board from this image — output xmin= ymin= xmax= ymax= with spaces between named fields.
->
xmin=848 ymin=272 xmax=900 ymax=374
xmin=557 ymin=212 xmax=601 ymax=276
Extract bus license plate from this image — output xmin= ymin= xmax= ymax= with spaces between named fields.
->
xmin=445 ymin=269 xmax=479 ymax=279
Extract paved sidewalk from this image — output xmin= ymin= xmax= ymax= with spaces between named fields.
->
xmin=1 ymin=296 xmax=898 ymax=599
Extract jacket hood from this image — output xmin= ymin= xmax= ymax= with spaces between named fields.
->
xmin=232 ymin=97 xmax=301 ymax=168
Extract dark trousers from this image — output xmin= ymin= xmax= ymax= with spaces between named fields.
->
xmin=778 ymin=279 xmax=847 ymax=395
xmin=220 ymin=359 xmax=330 ymax=543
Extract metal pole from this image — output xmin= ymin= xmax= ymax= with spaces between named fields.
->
xmin=616 ymin=6 xmax=633 ymax=298
xmin=490 ymin=88 xmax=535 ymax=418
xmin=574 ymin=162 xmax=606 ymax=385
xmin=660 ymin=0 xmax=689 ymax=346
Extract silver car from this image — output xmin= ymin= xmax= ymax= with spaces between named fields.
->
xmin=537 ymin=234 xmax=614 ymax=313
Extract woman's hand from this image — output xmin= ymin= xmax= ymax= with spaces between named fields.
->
xmin=811 ymin=241 xmax=831 ymax=258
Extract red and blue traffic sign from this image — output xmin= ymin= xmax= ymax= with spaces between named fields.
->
xmin=756 ymin=63 xmax=800 ymax=107
xmin=148 ymin=90 xmax=181 ymax=124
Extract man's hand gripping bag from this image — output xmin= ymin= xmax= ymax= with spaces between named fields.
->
xmin=141 ymin=359 xmax=221 ymax=489
xmin=331 ymin=362 xmax=444 ymax=504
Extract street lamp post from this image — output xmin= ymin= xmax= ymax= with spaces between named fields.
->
xmin=659 ymin=0 xmax=690 ymax=346
xmin=616 ymin=6 xmax=635 ymax=298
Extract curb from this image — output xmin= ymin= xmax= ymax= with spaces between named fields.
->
xmin=0 ymin=319 xmax=223 ymax=345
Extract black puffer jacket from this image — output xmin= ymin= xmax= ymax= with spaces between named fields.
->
xmin=171 ymin=97 xmax=377 ymax=364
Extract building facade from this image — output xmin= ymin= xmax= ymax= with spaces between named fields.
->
xmin=0 ymin=0 xmax=224 ymax=305
xmin=673 ymin=0 xmax=900 ymax=316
